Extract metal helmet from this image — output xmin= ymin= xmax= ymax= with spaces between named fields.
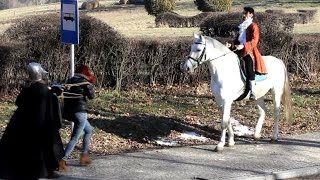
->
xmin=26 ymin=62 xmax=48 ymax=82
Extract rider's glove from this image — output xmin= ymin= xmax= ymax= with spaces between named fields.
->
xmin=235 ymin=45 xmax=244 ymax=50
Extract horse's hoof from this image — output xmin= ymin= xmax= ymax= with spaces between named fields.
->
xmin=214 ymin=144 xmax=224 ymax=152
xmin=227 ymin=141 xmax=235 ymax=147
xmin=254 ymin=137 xmax=261 ymax=141
xmin=253 ymin=134 xmax=261 ymax=141
xmin=270 ymin=139 xmax=278 ymax=143
xmin=214 ymin=146 xmax=223 ymax=152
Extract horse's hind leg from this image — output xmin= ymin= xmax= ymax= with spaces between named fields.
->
xmin=254 ymin=97 xmax=266 ymax=140
xmin=271 ymin=89 xmax=282 ymax=142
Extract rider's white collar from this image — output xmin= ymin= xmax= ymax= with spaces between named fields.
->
xmin=238 ymin=18 xmax=253 ymax=45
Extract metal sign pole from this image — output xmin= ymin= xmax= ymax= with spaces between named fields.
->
xmin=70 ymin=44 xmax=75 ymax=131
xmin=70 ymin=44 xmax=75 ymax=77
xmin=61 ymin=0 xmax=79 ymax=133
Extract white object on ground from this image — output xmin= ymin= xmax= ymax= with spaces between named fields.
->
xmin=230 ymin=118 xmax=254 ymax=137
xmin=180 ymin=131 xmax=209 ymax=142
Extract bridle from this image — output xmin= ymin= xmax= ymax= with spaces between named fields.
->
xmin=186 ymin=39 xmax=235 ymax=68
xmin=186 ymin=42 xmax=206 ymax=66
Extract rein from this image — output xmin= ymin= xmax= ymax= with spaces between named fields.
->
xmin=207 ymin=50 xmax=235 ymax=62
xmin=51 ymin=82 xmax=92 ymax=99
xmin=187 ymin=41 xmax=236 ymax=65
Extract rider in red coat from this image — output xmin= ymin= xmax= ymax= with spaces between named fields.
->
xmin=227 ymin=7 xmax=267 ymax=100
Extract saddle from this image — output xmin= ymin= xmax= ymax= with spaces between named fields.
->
xmin=239 ymin=59 xmax=267 ymax=82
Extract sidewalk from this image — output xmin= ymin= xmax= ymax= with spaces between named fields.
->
xmin=56 ymin=132 xmax=320 ymax=180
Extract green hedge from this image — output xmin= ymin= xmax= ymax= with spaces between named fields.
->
xmin=144 ymin=0 xmax=176 ymax=17
xmin=0 ymin=13 xmax=319 ymax=95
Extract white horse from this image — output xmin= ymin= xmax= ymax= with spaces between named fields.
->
xmin=181 ymin=34 xmax=292 ymax=151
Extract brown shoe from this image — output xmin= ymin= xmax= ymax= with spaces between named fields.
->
xmin=57 ymin=159 xmax=68 ymax=172
xmin=80 ymin=153 xmax=92 ymax=166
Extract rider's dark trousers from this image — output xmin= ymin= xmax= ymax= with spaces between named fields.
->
xmin=243 ymin=55 xmax=254 ymax=81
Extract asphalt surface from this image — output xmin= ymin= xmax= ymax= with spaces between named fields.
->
xmin=55 ymin=132 xmax=320 ymax=180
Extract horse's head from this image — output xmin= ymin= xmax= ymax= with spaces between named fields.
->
xmin=181 ymin=33 xmax=207 ymax=73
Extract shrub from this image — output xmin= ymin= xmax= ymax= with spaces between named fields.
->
xmin=265 ymin=9 xmax=317 ymax=24
xmin=155 ymin=12 xmax=213 ymax=28
xmin=0 ymin=38 xmax=25 ymax=94
xmin=118 ymin=0 xmax=129 ymax=4
xmin=1 ymin=11 xmax=318 ymax=94
xmin=194 ymin=0 xmax=233 ymax=12
xmin=290 ymin=34 xmax=320 ymax=78
xmin=0 ymin=13 xmax=201 ymax=93
xmin=199 ymin=12 xmax=241 ymax=37
xmin=296 ymin=9 xmax=318 ymax=24
xmin=128 ymin=0 xmax=145 ymax=4
xmin=3 ymin=13 xmax=125 ymax=89
xmin=144 ymin=0 xmax=176 ymax=17
xmin=80 ymin=0 xmax=99 ymax=10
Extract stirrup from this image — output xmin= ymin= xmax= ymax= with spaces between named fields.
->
xmin=249 ymin=92 xmax=256 ymax=100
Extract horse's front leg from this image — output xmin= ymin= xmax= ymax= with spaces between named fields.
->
xmin=254 ymin=97 xmax=266 ymax=140
xmin=215 ymin=101 xmax=233 ymax=152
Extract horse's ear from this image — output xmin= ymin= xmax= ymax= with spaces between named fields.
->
xmin=200 ymin=35 xmax=204 ymax=41
xmin=193 ymin=33 xmax=199 ymax=39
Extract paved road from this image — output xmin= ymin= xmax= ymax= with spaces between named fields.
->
xmin=55 ymin=132 xmax=320 ymax=180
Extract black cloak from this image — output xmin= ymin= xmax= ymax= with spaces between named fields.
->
xmin=0 ymin=81 xmax=65 ymax=180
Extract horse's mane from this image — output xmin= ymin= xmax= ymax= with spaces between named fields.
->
xmin=204 ymin=36 xmax=232 ymax=54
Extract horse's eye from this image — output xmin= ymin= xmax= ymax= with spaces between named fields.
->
xmin=197 ymin=49 xmax=202 ymax=52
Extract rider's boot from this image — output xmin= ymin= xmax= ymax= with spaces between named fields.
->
xmin=249 ymin=80 xmax=257 ymax=100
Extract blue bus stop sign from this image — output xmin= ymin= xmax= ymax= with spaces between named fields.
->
xmin=61 ymin=0 xmax=79 ymax=44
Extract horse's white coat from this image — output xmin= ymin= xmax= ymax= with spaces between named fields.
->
xmin=182 ymin=34 xmax=292 ymax=151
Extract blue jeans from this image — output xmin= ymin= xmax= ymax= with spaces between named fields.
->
xmin=63 ymin=112 xmax=93 ymax=160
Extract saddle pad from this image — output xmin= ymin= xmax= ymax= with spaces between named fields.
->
xmin=237 ymin=59 xmax=267 ymax=82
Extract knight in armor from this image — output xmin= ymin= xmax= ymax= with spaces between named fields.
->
xmin=226 ymin=7 xmax=267 ymax=100
xmin=58 ymin=64 xmax=95 ymax=171
xmin=0 ymin=62 xmax=65 ymax=179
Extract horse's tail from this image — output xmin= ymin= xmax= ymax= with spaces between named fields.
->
xmin=282 ymin=68 xmax=292 ymax=122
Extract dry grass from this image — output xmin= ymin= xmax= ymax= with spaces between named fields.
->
xmin=86 ymin=0 xmax=320 ymax=38
xmin=294 ymin=23 xmax=320 ymax=34
xmin=0 ymin=22 xmax=14 ymax=35
xmin=88 ymin=7 xmax=200 ymax=38
xmin=1 ymin=78 xmax=319 ymax=157
xmin=0 ymin=3 xmax=60 ymax=21
xmin=0 ymin=0 xmax=319 ymax=37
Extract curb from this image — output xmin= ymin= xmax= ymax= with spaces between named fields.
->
xmin=275 ymin=165 xmax=320 ymax=179
xmin=235 ymin=165 xmax=320 ymax=180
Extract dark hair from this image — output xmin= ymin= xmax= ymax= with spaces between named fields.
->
xmin=244 ymin=7 xmax=254 ymax=15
